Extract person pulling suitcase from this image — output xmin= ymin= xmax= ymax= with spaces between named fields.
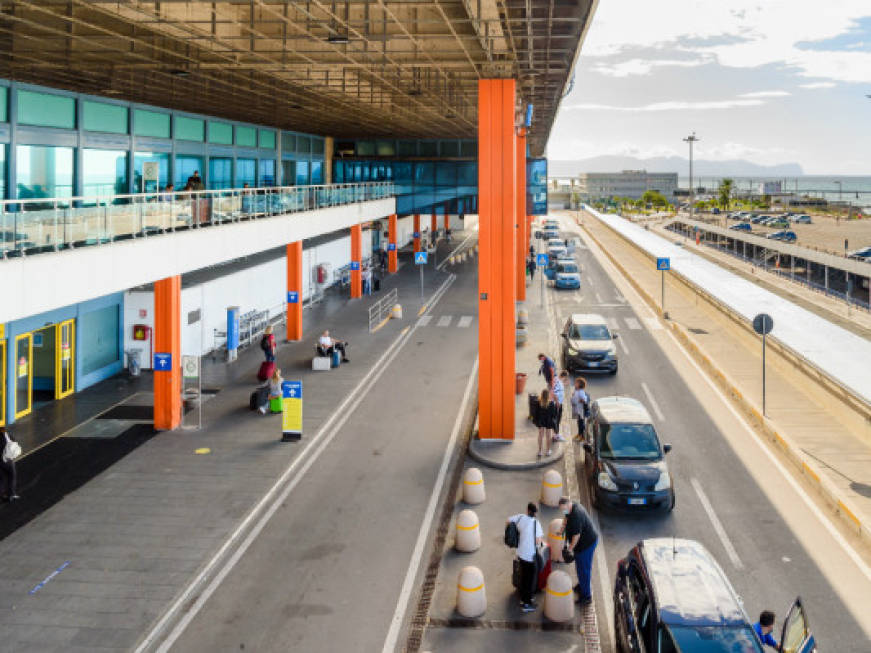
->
xmin=506 ymin=502 xmax=544 ymax=613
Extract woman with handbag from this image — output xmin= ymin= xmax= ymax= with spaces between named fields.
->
xmin=0 ymin=427 xmax=21 ymax=502
xmin=570 ymin=377 xmax=590 ymax=441
xmin=536 ymin=388 xmax=558 ymax=458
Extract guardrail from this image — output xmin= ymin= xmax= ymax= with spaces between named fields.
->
xmin=368 ymin=287 xmax=398 ymax=332
xmin=0 ymin=181 xmax=394 ymax=260
xmin=212 ymin=302 xmax=287 ymax=355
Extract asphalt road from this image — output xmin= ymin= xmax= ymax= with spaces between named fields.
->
xmin=165 ymin=254 xmax=481 ymax=653
xmin=545 ymin=214 xmax=871 ymax=652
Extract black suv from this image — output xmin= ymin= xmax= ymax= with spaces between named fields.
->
xmin=614 ymin=538 xmax=816 ymax=653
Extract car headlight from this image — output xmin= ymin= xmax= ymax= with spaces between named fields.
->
xmin=598 ymin=472 xmax=618 ymax=491
xmin=604 ymin=351 xmax=615 ymax=359
xmin=654 ymin=472 xmax=671 ymax=491
xmin=567 ymin=347 xmax=578 ymax=355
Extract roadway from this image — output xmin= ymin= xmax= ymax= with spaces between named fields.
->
xmin=546 ymin=214 xmax=871 ymax=651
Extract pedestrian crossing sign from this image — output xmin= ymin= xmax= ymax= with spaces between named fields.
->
xmin=415 ymin=251 xmax=428 ymax=265
xmin=536 ymin=253 xmax=549 ymax=267
xmin=656 ymin=257 xmax=670 ymax=271
xmin=281 ymin=381 xmax=303 ymax=441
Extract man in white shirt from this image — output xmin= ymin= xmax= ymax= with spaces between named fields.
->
xmin=551 ymin=371 xmax=568 ymax=441
xmin=318 ymin=330 xmax=349 ymax=362
xmin=507 ymin=502 xmax=544 ymax=612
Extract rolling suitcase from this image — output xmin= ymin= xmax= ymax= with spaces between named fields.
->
xmin=331 ymin=350 xmax=341 ymax=368
xmin=249 ymin=386 xmax=269 ymax=410
xmin=257 ymin=361 xmax=275 ymax=381
xmin=535 ymin=542 xmax=552 ymax=592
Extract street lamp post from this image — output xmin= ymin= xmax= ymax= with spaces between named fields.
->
xmin=683 ymin=132 xmax=699 ymax=220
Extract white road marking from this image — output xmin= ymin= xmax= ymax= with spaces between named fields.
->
xmin=615 ymin=294 xmax=626 ymax=303
xmin=606 ymin=317 xmax=619 ymax=330
xmin=381 ymin=357 xmax=479 ymax=653
xmin=691 ymin=477 xmax=744 ymax=569
xmin=624 ymin=317 xmax=642 ymax=330
xmin=595 ymin=291 xmax=603 ymax=302
xmin=457 ymin=315 xmax=473 ymax=328
xmin=643 ymin=317 xmax=663 ymax=331
xmin=641 ymin=382 xmax=665 ymax=421
xmin=617 ymin=335 xmax=630 ymax=356
xmin=436 ymin=315 xmax=452 ymax=327
xmin=436 ymin=231 xmax=478 ymax=271
xmin=139 ymin=274 xmax=458 ymax=653
xmin=416 ymin=315 xmax=432 ymax=327
xmin=575 ymin=291 xmax=584 ymax=304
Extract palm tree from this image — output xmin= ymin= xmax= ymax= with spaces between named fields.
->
xmin=718 ymin=178 xmax=734 ymax=210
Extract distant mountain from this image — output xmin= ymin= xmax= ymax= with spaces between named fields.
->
xmin=548 ymin=156 xmax=804 ymax=178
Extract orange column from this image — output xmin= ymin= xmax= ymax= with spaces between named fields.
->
xmin=286 ymin=241 xmax=303 ymax=340
xmin=516 ymin=128 xmax=527 ymax=301
xmin=413 ymin=214 xmax=421 ymax=252
xmin=477 ymin=78 xmax=516 ymax=440
xmin=350 ymin=224 xmax=362 ymax=298
xmin=388 ymin=213 xmax=398 ymax=273
xmin=153 ymin=275 xmax=181 ymax=431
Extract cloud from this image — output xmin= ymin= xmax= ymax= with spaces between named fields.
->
xmin=799 ymin=81 xmax=836 ymax=89
xmin=591 ymin=58 xmax=706 ymax=78
xmin=566 ymin=99 xmax=766 ymax=112
xmin=737 ymin=90 xmax=790 ymax=98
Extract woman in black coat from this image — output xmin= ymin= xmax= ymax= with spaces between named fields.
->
xmin=536 ymin=388 xmax=558 ymax=457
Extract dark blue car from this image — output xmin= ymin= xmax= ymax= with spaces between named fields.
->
xmin=729 ymin=222 xmax=752 ymax=232
xmin=614 ymin=538 xmax=816 ymax=653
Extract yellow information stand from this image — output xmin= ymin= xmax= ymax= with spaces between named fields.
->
xmin=281 ymin=380 xmax=303 ymax=442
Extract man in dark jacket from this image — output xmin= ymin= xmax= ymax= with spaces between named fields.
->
xmin=538 ymin=353 xmax=555 ymax=386
xmin=559 ymin=496 xmax=598 ymax=605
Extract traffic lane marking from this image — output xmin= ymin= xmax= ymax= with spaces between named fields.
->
xmin=691 ymin=478 xmax=744 ymax=569
xmin=417 ymin=315 xmax=432 ymax=327
xmin=457 ymin=316 xmax=473 ymax=328
xmin=640 ymin=382 xmax=665 ymax=422
xmin=436 ymin=315 xmax=452 ymax=327
xmin=624 ymin=317 xmax=642 ymax=330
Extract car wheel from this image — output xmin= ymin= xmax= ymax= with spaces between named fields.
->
xmin=610 ymin=364 xmax=618 ymax=375
xmin=665 ymin=492 xmax=675 ymax=513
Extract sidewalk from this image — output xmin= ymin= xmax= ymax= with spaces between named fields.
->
xmin=579 ymin=210 xmax=871 ymax=545
xmin=0 ymin=241 xmax=462 ymax=653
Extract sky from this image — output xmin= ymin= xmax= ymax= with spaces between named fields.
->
xmin=546 ymin=1 xmax=871 ymax=174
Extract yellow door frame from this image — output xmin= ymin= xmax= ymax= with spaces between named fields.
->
xmin=14 ymin=333 xmax=33 ymax=419
xmin=56 ymin=319 xmax=75 ymax=400
xmin=0 ymin=339 xmax=6 ymax=426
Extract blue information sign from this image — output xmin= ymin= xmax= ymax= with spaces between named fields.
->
xmin=536 ymin=253 xmax=549 ymax=267
xmin=414 ymin=251 xmax=428 ymax=265
xmin=153 ymin=353 xmax=172 ymax=371
xmin=387 ymin=243 xmax=397 ymax=251
xmin=413 ymin=231 xmax=421 ymax=239
xmin=287 ymin=291 xmax=299 ymax=304
xmin=656 ymin=257 xmax=671 ymax=271
xmin=350 ymin=261 xmax=360 ymax=271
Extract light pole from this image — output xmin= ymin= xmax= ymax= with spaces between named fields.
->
xmin=683 ymin=132 xmax=699 ymax=220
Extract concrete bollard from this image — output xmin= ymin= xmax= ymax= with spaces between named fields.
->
xmin=540 ymin=469 xmax=563 ymax=507
xmin=391 ymin=304 xmax=403 ymax=319
xmin=517 ymin=308 xmax=529 ymax=326
xmin=456 ymin=566 xmax=486 ymax=618
xmin=544 ymin=570 xmax=574 ymax=622
xmin=548 ymin=518 xmax=565 ymax=562
xmin=516 ymin=324 xmax=528 ymax=346
xmin=455 ymin=509 xmax=481 ymax=552
xmin=462 ymin=467 xmax=486 ymax=504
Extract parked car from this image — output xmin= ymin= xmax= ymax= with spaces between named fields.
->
xmin=847 ymin=246 xmax=871 ymax=261
xmin=613 ymin=538 xmax=816 ymax=653
xmin=544 ymin=257 xmax=576 ymax=280
xmin=729 ymin=222 xmax=752 ymax=232
xmin=767 ymin=218 xmax=791 ymax=229
xmin=560 ymin=313 xmax=618 ymax=374
xmin=750 ymin=215 xmax=767 ymax=224
xmin=711 ymin=207 xmax=720 ymax=214
xmin=791 ymin=214 xmax=812 ymax=224
xmin=554 ymin=262 xmax=581 ymax=289
xmin=767 ymin=230 xmax=797 ymax=242
xmin=582 ymin=397 xmax=674 ymax=511
xmin=547 ymin=244 xmax=568 ymax=259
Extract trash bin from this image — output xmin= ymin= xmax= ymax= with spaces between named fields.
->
xmin=528 ymin=392 xmax=540 ymax=420
xmin=126 ymin=349 xmax=141 ymax=377
xmin=515 ymin=372 xmax=528 ymax=395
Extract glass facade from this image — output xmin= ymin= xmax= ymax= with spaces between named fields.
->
xmin=83 ymin=101 xmax=128 ymax=134
xmin=134 ymin=109 xmax=171 ymax=138
xmin=79 ymin=305 xmax=120 ymax=375
xmin=83 ymin=149 xmax=128 ymax=198
xmin=208 ymin=157 xmax=233 ymax=190
xmin=18 ymin=90 xmax=76 ymax=129
xmin=281 ymin=160 xmax=295 ymax=186
xmin=175 ymin=155 xmax=204 ymax=189
xmin=16 ymin=145 xmax=74 ymax=200
xmin=236 ymin=158 xmax=256 ymax=187
xmin=134 ymin=152 xmax=169 ymax=192
xmin=295 ymin=161 xmax=309 ymax=186
xmin=0 ymin=146 xmax=6 ymax=199
xmin=259 ymin=159 xmax=275 ymax=186
xmin=311 ymin=160 xmax=323 ymax=185
xmin=527 ymin=158 xmax=548 ymax=216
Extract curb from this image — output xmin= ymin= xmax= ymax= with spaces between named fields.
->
xmin=578 ymin=213 xmax=871 ymax=547
xmin=468 ymin=437 xmax=565 ymax=471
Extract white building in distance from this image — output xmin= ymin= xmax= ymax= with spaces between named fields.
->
xmin=576 ymin=170 xmax=678 ymax=201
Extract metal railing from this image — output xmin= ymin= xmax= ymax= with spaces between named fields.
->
xmin=0 ymin=181 xmax=394 ymax=260
xmin=368 ymin=287 xmax=398 ymax=332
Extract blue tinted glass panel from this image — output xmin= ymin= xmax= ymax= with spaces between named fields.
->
xmin=440 ymin=141 xmax=459 ymax=157
xmin=295 ymin=160 xmax=309 ymax=185
xmin=208 ymin=157 xmax=232 ymax=190
xmin=282 ymin=160 xmax=296 ymax=186
xmin=16 ymin=145 xmax=74 ymax=199
xmin=174 ymin=155 xmax=204 ymax=189
xmin=333 ymin=161 xmax=344 ymax=184
xmin=356 ymin=141 xmax=374 ymax=156
xmin=80 ymin=305 xmax=120 ymax=375
xmin=83 ymin=149 xmax=128 ymax=198
xmin=175 ymin=116 xmax=205 ymax=141
xmin=311 ymin=138 xmax=325 ymax=155
xmin=436 ymin=162 xmax=456 ymax=186
xmin=397 ymin=140 xmax=416 ymax=157
xmin=0 ymin=145 xmax=6 ymax=199
xmin=419 ymin=141 xmax=437 ymax=157
xmin=0 ymin=87 xmax=7 ymax=122
xmin=460 ymin=141 xmax=477 ymax=157
xmin=237 ymin=158 xmax=256 ymax=187
xmin=311 ymin=160 xmax=323 ymax=184
xmin=18 ymin=90 xmax=75 ymax=129
xmin=83 ymin=101 xmax=128 ymax=134
xmin=414 ymin=162 xmax=434 ymax=185
xmin=209 ymin=122 xmax=233 ymax=145
xmin=134 ymin=152 xmax=169 ymax=193
xmin=236 ymin=126 xmax=257 ymax=147
xmin=258 ymin=130 xmax=276 ymax=149
xmin=527 ymin=158 xmax=548 ymax=216
xmin=134 ymin=109 xmax=171 ymax=138
xmin=259 ymin=159 xmax=275 ymax=186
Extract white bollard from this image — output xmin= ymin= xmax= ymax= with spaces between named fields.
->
xmin=455 ymin=509 xmax=481 ymax=552
xmin=540 ymin=469 xmax=563 ymax=507
xmin=391 ymin=304 xmax=403 ymax=319
xmin=462 ymin=467 xmax=486 ymax=504
xmin=548 ymin=518 xmax=565 ymax=562
xmin=456 ymin=566 xmax=486 ymax=618
xmin=544 ymin=570 xmax=575 ymax=622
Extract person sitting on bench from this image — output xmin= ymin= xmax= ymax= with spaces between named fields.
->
xmin=318 ymin=330 xmax=349 ymax=362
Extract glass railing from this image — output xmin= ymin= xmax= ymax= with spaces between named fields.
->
xmin=0 ymin=182 xmax=394 ymax=259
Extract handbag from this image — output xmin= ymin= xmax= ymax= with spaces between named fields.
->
xmin=562 ymin=544 xmax=575 ymax=563
xmin=3 ymin=434 xmax=21 ymax=463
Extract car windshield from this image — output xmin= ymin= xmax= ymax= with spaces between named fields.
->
xmin=598 ymin=423 xmax=661 ymax=460
xmin=559 ymin=264 xmax=579 ymax=273
xmin=667 ymin=625 xmax=764 ymax=653
xmin=570 ymin=324 xmax=610 ymax=340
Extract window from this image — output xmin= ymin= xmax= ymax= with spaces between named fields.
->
xmin=208 ymin=121 xmax=233 ymax=145
xmin=236 ymin=158 xmax=256 ymax=187
xmin=460 ymin=140 xmax=477 ymax=158
xmin=134 ymin=151 xmax=169 ymax=192
xmin=436 ymin=162 xmax=457 ymax=186
xmin=174 ymin=155 xmax=203 ymax=189
xmin=311 ymin=138 xmax=325 ymax=155
xmin=440 ymin=140 xmax=459 ymax=157
xmin=598 ymin=424 xmax=661 ymax=460
xmin=16 ymin=145 xmax=74 ymax=200
xmin=282 ymin=160 xmax=296 ymax=186
xmin=0 ymin=86 xmax=7 ymax=122
xmin=376 ymin=140 xmax=395 ymax=156
xmin=0 ymin=145 xmax=6 ymax=199
xmin=134 ymin=109 xmax=171 ymax=139
xmin=311 ymin=160 xmax=323 ymax=185
xmin=295 ymin=160 xmax=309 ymax=185
xmin=668 ymin=626 xmax=763 ymax=653
xmin=259 ymin=159 xmax=275 ymax=186
xmin=296 ymin=135 xmax=311 ymax=155
xmin=236 ymin=126 xmax=257 ymax=148
xmin=281 ymin=132 xmax=296 ymax=152
xmin=414 ymin=162 xmax=434 ymax=186
xmin=419 ymin=141 xmax=437 ymax=157
xmin=258 ymin=130 xmax=276 ymax=149
xmin=18 ymin=90 xmax=76 ymax=129
xmin=356 ymin=140 xmax=374 ymax=157
xmin=175 ymin=116 xmax=205 ymax=142
xmin=82 ymin=149 xmax=128 ymax=198
xmin=208 ymin=157 xmax=233 ymax=190
xmin=658 ymin=626 xmax=678 ymax=653
xmin=397 ymin=140 xmax=416 ymax=157
xmin=83 ymin=101 xmax=128 ymax=134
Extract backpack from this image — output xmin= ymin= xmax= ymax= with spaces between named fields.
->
xmin=260 ymin=335 xmax=270 ymax=352
xmin=504 ymin=521 xmax=519 ymax=548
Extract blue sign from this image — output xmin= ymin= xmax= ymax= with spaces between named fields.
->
xmin=536 ymin=253 xmax=549 ymax=267
xmin=387 ymin=243 xmax=396 ymax=251
xmin=282 ymin=380 xmax=302 ymax=399
xmin=350 ymin=261 xmax=360 ymax=271
xmin=414 ymin=251 xmax=428 ymax=265
xmin=227 ymin=306 xmax=240 ymax=351
xmin=287 ymin=291 xmax=299 ymax=304
xmin=656 ymin=257 xmax=670 ymax=271
xmin=413 ymin=231 xmax=421 ymax=239
xmin=154 ymin=353 xmax=172 ymax=371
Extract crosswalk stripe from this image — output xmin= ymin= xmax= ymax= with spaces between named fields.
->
xmin=457 ymin=316 xmax=473 ymax=328
xmin=417 ymin=315 xmax=432 ymax=327
xmin=437 ymin=315 xmax=453 ymax=327
xmin=624 ymin=317 xmax=642 ymax=330
xmin=606 ymin=317 xmax=619 ymax=330
xmin=643 ymin=317 xmax=663 ymax=331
